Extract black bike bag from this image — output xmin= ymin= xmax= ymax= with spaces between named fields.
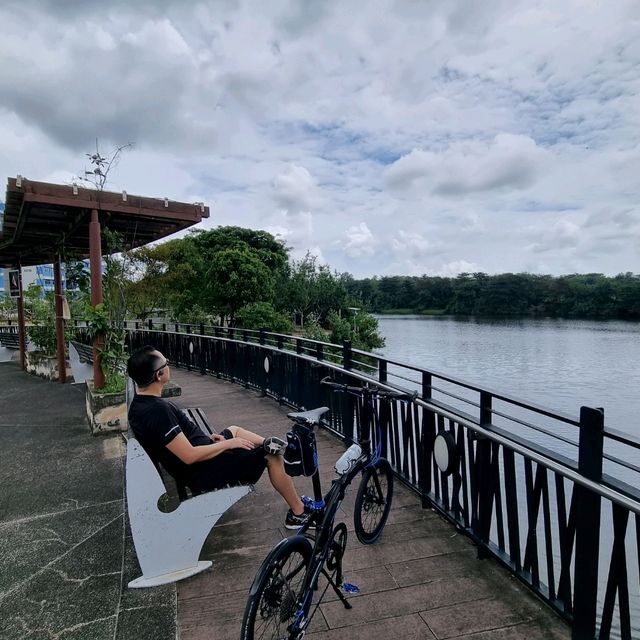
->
xmin=283 ymin=423 xmax=318 ymax=477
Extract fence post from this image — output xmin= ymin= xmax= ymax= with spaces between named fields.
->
xmin=475 ymin=392 xmax=494 ymax=559
xmin=422 ymin=371 xmax=432 ymax=400
xmin=343 ymin=340 xmax=352 ymax=371
xmin=259 ymin=330 xmax=267 ymax=396
xmin=379 ymin=359 xmax=387 ymax=383
xmin=200 ymin=322 xmax=205 ymax=336
xmin=572 ymin=406 xmax=604 ymax=640
xmin=148 ymin=319 xmax=153 ymax=330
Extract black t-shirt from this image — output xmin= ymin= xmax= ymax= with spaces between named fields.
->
xmin=128 ymin=395 xmax=212 ymax=485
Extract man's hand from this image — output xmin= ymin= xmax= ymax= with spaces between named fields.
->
xmin=223 ymin=437 xmax=255 ymax=451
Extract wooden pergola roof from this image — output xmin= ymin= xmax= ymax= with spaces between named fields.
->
xmin=0 ymin=177 xmax=210 ymax=267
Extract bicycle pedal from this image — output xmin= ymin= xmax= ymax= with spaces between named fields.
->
xmin=341 ymin=582 xmax=360 ymax=594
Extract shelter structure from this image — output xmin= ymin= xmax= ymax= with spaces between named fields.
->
xmin=0 ymin=176 xmax=209 ymax=386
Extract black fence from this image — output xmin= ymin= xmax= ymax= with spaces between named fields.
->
xmin=8 ymin=320 xmax=640 ymax=639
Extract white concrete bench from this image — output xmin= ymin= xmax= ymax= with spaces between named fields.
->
xmin=125 ymin=381 xmax=254 ymax=588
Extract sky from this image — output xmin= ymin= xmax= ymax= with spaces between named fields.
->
xmin=1 ymin=0 xmax=639 ymax=279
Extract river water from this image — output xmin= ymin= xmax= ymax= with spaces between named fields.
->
xmin=376 ymin=315 xmax=640 ymax=637
xmin=376 ymin=315 xmax=640 ymax=439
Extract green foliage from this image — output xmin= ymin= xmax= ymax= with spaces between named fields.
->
xmin=191 ymin=226 xmax=289 ymax=275
xmin=325 ymin=310 xmax=385 ymax=352
xmin=302 ymin=319 xmax=329 ymax=342
xmin=65 ymin=261 xmax=91 ymax=292
xmin=0 ymin=296 xmax=17 ymax=322
xmin=353 ymin=312 xmax=385 ymax=350
xmin=345 ymin=272 xmax=640 ymax=319
xmin=205 ymin=247 xmax=275 ymax=325
xmin=235 ymin=302 xmax=293 ymax=333
xmin=25 ymin=286 xmax=75 ymax=354
xmin=326 ymin=310 xmax=351 ymax=344
xmin=98 ymin=375 xmax=126 ymax=394
xmin=85 ymin=302 xmax=126 ymax=389
xmin=82 ymin=229 xmax=131 ymax=389
xmin=131 ymin=227 xmax=288 ymax=324
xmin=124 ymin=247 xmax=168 ymax=320
xmin=174 ymin=304 xmax=211 ymax=326
xmin=281 ymin=253 xmax=348 ymax=326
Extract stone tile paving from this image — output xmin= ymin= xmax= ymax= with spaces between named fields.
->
xmin=172 ymin=368 xmax=571 ymax=640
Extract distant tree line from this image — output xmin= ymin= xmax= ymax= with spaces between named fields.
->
xmin=343 ymin=272 xmax=640 ymax=319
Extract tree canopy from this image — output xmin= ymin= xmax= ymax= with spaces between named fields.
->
xmin=344 ymin=272 xmax=640 ymax=319
xmin=128 ymin=226 xmax=385 ymax=350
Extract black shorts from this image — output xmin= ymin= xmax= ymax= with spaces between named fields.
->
xmin=187 ymin=428 xmax=268 ymax=493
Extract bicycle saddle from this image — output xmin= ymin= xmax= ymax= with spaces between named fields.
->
xmin=287 ymin=406 xmax=330 ymax=424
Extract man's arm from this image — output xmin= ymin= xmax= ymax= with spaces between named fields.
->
xmin=166 ymin=432 xmax=255 ymax=464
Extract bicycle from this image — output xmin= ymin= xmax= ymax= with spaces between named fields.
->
xmin=241 ymin=377 xmax=415 ymax=640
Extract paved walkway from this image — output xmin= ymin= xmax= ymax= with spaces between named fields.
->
xmin=0 ymin=361 xmax=571 ymax=640
xmin=0 ymin=361 xmax=175 ymax=640
xmin=174 ymin=369 xmax=570 ymax=640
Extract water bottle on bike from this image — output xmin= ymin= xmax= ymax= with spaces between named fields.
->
xmin=334 ymin=443 xmax=362 ymax=475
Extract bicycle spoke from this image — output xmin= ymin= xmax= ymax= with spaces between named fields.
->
xmin=354 ymin=459 xmax=394 ymax=544
xmin=252 ymin=548 xmax=308 ymax=640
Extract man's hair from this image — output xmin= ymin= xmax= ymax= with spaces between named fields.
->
xmin=127 ymin=345 xmax=163 ymax=387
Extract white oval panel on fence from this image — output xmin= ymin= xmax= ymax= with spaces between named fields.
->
xmin=264 ymin=356 xmax=270 ymax=373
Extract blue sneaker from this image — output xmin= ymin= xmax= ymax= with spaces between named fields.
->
xmin=284 ymin=504 xmax=312 ymax=529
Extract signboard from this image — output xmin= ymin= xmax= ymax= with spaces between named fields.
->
xmin=8 ymin=270 xmax=20 ymax=298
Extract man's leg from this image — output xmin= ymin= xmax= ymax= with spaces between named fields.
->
xmin=226 ymin=425 xmax=264 ymax=446
xmin=226 ymin=427 xmax=304 ymax=516
xmin=265 ymin=454 xmax=305 ymax=516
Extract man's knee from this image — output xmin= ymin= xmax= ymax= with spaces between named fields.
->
xmin=265 ymin=453 xmax=284 ymax=469
xmin=227 ymin=425 xmax=240 ymax=437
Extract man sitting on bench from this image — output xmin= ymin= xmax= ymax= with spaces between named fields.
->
xmin=127 ymin=345 xmax=311 ymax=529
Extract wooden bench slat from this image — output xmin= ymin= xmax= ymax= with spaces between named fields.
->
xmin=184 ymin=407 xmax=215 ymax=436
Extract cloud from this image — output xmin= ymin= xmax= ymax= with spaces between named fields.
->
xmin=435 ymin=260 xmax=482 ymax=277
xmin=272 ymin=164 xmax=318 ymax=213
xmin=343 ymin=222 xmax=376 ymax=259
xmin=0 ymin=0 xmax=639 ymax=279
xmin=385 ymin=134 xmax=549 ymax=196
xmin=391 ymin=230 xmax=429 ymax=259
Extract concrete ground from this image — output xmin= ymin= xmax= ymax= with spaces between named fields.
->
xmin=0 ymin=361 xmax=572 ymax=640
xmin=0 ymin=361 xmax=174 ymax=640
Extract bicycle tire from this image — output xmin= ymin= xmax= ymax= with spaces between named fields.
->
xmin=353 ymin=458 xmax=394 ymax=544
xmin=241 ymin=535 xmax=313 ymax=640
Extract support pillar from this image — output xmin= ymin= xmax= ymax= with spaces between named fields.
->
xmin=15 ymin=264 xmax=27 ymax=371
xmin=89 ymin=208 xmax=105 ymax=389
xmin=53 ymin=256 xmax=67 ymax=383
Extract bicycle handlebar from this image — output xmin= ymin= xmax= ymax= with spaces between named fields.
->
xmin=320 ymin=377 xmax=418 ymax=402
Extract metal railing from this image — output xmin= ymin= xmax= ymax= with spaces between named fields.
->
xmin=14 ymin=319 xmax=640 ymax=639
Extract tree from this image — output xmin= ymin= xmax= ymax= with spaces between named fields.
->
xmin=281 ymin=253 xmax=348 ymax=326
xmin=235 ymin=302 xmax=293 ymax=333
xmin=125 ymin=246 xmax=171 ymax=320
xmin=205 ymin=247 xmax=274 ymax=326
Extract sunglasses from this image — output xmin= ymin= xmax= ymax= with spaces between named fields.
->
xmin=153 ymin=359 xmax=169 ymax=375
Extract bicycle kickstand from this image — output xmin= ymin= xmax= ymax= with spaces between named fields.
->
xmin=321 ymin=568 xmax=353 ymax=610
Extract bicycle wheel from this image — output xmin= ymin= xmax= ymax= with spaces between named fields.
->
xmin=241 ymin=535 xmax=313 ymax=640
xmin=354 ymin=458 xmax=394 ymax=544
